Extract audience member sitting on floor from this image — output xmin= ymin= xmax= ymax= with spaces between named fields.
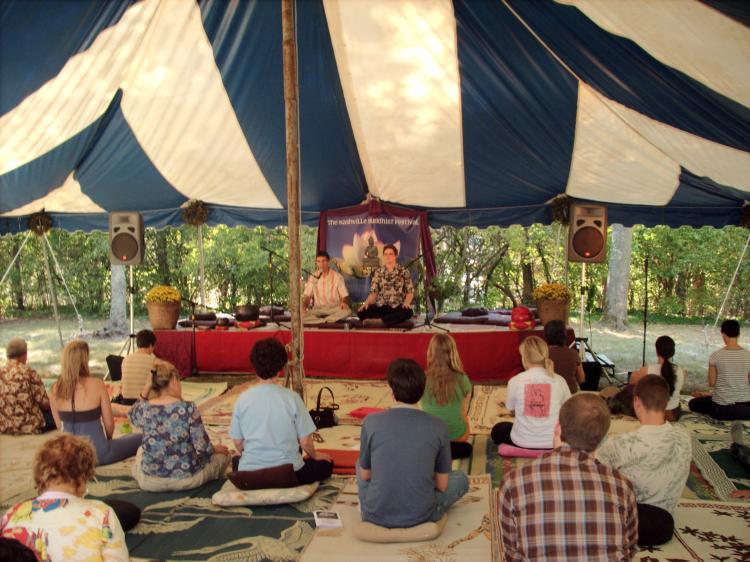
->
xmin=50 ymin=340 xmax=142 ymax=465
xmin=419 ymin=334 xmax=473 ymax=459
xmin=358 ymin=358 xmax=469 ymax=528
xmin=498 ymin=393 xmax=638 ymax=561
xmin=0 ymin=434 xmax=131 ymax=561
xmin=357 ymin=244 xmax=414 ymax=327
xmin=118 ymin=329 xmax=157 ymax=405
xmin=605 ymin=335 xmax=686 ymax=420
xmin=0 ymin=337 xmax=55 ymax=434
xmin=491 ymin=336 xmax=571 ymax=449
xmin=229 ymin=338 xmax=332 ymax=487
xmin=597 ymin=375 xmax=691 ymax=546
xmin=689 ymin=319 xmax=750 ymax=420
xmin=303 ymin=250 xmax=351 ymax=325
xmin=129 ymin=360 xmax=230 ymax=491
xmin=630 ymin=336 xmax=685 ymax=421
xmin=544 ymin=320 xmax=584 ymax=394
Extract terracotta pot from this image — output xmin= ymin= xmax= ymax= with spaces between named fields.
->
xmin=147 ymin=301 xmax=181 ymax=330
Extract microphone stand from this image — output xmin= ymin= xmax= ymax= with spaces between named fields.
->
xmin=261 ymin=246 xmax=290 ymax=329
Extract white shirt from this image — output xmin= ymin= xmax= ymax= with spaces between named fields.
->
xmin=506 ymin=367 xmax=571 ymax=449
xmin=597 ymin=423 xmax=691 ymax=514
xmin=303 ymin=269 xmax=348 ymax=308
xmin=646 ymin=363 xmax=685 ymax=410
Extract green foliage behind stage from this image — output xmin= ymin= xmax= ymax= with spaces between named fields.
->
xmin=0 ymin=224 xmax=747 ymax=321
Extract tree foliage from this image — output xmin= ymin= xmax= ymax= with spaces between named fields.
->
xmin=0 ymin=223 xmax=747 ymax=322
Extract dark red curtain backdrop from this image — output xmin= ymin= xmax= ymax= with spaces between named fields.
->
xmin=155 ymin=328 xmax=574 ymax=381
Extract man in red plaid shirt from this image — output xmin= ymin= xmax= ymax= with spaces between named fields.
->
xmin=497 ymin=393 xmax=638 ymax=561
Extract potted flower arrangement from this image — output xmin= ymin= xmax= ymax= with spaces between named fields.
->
xmin=145 ymin=285 xmax=182 ymax=330
xmin=532 ymin=282 xmax=570 ymax=326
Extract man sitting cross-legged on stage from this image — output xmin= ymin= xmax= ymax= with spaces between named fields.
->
xmin=498 ymin=393 xmax=638 ymax=562
xmin=597 ymin=375 xmax=691 ymax=547
xmin=357 ymin=358 xmax=469 ymax=528
xmin=302 ymin=250 xmax=351 ymax=325
xmin=357 ymin=244 xmax=414 ymax=327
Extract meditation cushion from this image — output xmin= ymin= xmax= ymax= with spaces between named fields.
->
xmin=462 ymin=306 xmax=489 ymax=317
xmin=434 ymin=311 xmax=488 ymax=325
xmin=317 ymin=448 xmax=358 ymax=475
xmin=212 ymin=479 xmax=319 ymax=506
xmin=352 ymin=513 xmax=448 ymax=543
xmin=511 ymin=306 xmax=533 ymax=322
xmin=498 ymin=443 xmax=550 ymax=458
xmin=228 ymin=463 xmax=299 ymax=490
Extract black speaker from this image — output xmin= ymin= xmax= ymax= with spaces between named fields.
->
xmin=109 ymin=212 xmax=144 ymax=265
xmin=568 ymin=203 xmax=607 ymax=263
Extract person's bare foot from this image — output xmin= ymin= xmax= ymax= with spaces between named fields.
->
xmin=729 ymin=490 xmax=750 ymax=499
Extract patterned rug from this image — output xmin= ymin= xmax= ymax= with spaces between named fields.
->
xmin=199 ymin=378 xmax=394 ymax=428
xmin=692 ymin=434 xmax=750 ymax=502
xmin=633 ymin=500 xmax=750 ymax=561
xmin=299 ymin=474 xmax=497 ymax=562
xmin=91 ymin=460 xmax=346 ymax=562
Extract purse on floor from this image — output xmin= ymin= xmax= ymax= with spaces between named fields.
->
xmin=309 ymin=386 xmax=339 ymax=429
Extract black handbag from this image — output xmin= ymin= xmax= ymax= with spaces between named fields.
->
xmin=309 ymin=386 xmax=339 ymax=429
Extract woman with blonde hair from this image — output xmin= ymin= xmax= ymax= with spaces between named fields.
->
xmin=50 ymin=340 xmax=141 ymax=465
xmin=1 ymin=434 xmax=130 ymax=561
xmin=129 ymin=360 xmax=230 ymax=491
xmin=491 ymin=336 xmax=571 ymax=449
xmin=420 ymin=334 xmax=473 ymax=458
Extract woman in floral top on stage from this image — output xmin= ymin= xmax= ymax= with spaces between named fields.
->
xmin=129 ymin=360 xmax=230 ymax=491
xmin=1 ymin=433 xmax=130 ymax=562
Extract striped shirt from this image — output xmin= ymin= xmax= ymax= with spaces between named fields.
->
xmin=498 ymin=444 xmax=638 ymax=562
xmin=304 ymin=269 xmax=348 ymax=308
xmin=121 ymin=352 xmax=155 ymax=399
xmin=710 ymin=348 xmax=750 ymax=405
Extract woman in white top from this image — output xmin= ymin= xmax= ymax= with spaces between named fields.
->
xmin=631 ymin=335 xmax=685 ymax=421
xmin=491 ymin=336 xmax=571 ymax=449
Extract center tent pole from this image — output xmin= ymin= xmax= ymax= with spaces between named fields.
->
xmin=282 ymin=0 xmax=305 ymax=399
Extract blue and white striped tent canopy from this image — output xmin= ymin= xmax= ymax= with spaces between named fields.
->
xmin=1 ymin=0 xmax=748 ymax=233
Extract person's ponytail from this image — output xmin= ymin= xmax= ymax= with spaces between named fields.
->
xmin=655 ymin=336 xmax=676 ymax=395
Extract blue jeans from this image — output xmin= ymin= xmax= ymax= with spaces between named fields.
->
xmin=356 ymin=464 xmax=469 ymax=524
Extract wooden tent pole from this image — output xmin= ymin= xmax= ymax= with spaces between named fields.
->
xmin=282 ymin=0 xmax=304 ymax=399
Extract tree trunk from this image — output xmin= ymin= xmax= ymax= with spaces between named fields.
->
xmin=154 ymin=229 xmax=170 ymax=285
xmin=521 ymin=262 xmax=534 ymax=304
xmin=10 ymin=239 xmax=25 ymax=310
xmin=107 ymin=264 xmax=128 ymax=334
xmin=602 ymin=224 xmax=632 ymax=331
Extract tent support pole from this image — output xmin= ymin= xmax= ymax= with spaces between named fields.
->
xmin=282 ymin=0 xmax=304 ymax=400
xmin=198 ymin=224 xmax=206 ymax=308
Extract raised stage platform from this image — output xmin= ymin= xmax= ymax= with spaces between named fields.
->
xmin=155 ymin=325 xmax=574 ymax=382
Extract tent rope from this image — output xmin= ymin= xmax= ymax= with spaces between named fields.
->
xmin=43 ymin=233 xmax=84 ymax=335
xmin=0 ymin=231 xmax=32 ymax=289
xmin=713 ymin=230 xmax=750 ymax=328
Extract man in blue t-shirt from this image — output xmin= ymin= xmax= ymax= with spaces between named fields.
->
xmin=358 ymin=358 xmax=469 ymax=528
xmin=230 ymin=338 xmax=332 ymax=485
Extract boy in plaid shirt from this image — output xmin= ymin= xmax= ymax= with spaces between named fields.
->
xmin=498 ymin=393 xmax=637 ymax=561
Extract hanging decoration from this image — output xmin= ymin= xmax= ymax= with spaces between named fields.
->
xmin=549 ymin=195 xmax=572 ymax=225
xmin=28 ymin=210 xmax=53 ymax=235
xmin=182 ymin=200 xmax=211 ymax=226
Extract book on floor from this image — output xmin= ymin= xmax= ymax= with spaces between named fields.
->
xmin=313 ymin=510 xmax=343 ymax=528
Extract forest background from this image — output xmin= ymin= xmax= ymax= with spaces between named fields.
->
xmin=0 ymin=223 xmax=747 ymax=390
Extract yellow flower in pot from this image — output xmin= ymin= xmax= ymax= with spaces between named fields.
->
xmin=145 ymin=285 xmax=182 ymax=329
xmin=532 ymin=283 xmax=570 ymax=326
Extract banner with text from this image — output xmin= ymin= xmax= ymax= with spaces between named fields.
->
xmin=318 ymin=201 xmax=435 ymax=303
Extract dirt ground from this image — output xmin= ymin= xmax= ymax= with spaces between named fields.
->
xmin=0 ymin=316 xmax=735 ymax=392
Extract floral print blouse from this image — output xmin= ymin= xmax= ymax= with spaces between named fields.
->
xmin=129 ymin=399 xmax=213 ymax=478
xmin=1 ymin=492 xmax=129 ymax=562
